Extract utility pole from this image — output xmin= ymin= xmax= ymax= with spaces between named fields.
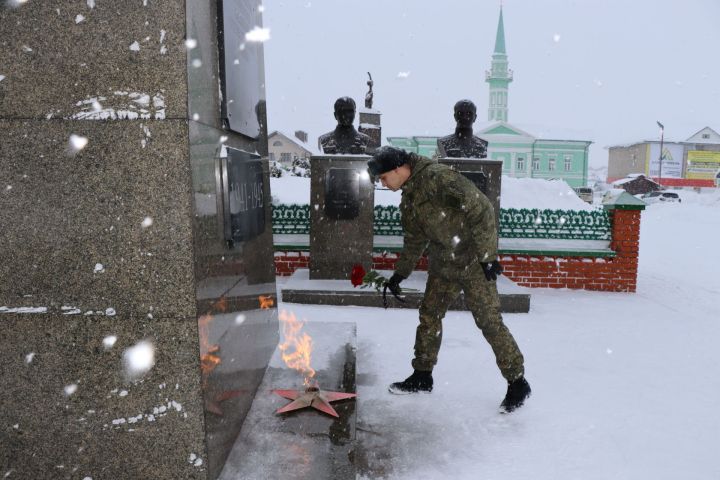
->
xmin=657 ymin=121 xmax=665 ymax=185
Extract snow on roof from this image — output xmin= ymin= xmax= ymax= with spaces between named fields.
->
xmin=611 ymin=177 xmax=636 ymax=186
xmin=268 ymin=130 xmax=317 ymax=155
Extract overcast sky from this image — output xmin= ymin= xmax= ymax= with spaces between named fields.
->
xmin=262 ymin=0 xmax=720 ymax=168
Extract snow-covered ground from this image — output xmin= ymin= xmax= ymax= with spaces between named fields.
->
xmin=274 ymin=193 xmax=720 ymax=479
xmin=271 ymin=174 xmax=597 ymax=210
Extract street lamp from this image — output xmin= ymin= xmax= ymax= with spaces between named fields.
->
xmin=656 ymin=121 xmax=664 ymax=185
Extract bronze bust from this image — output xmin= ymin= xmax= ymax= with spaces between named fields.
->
xmin=437 ymin=99 xmax=488 ymax=158
xmin=319 ymin=97 xmax=371 ymax=155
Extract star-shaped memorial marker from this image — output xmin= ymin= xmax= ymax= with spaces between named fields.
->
xmin=273 ymin=386 xmax=357 ymax=418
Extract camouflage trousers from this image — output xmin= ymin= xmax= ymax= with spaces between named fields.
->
xmin=411 ymin=273 xmax=525 ymax=382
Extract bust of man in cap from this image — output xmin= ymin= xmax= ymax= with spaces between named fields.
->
xmin=437 ymin=99 xmax=488 ymax=158
xmin=319 ymin=96 xmax=371 ymax=155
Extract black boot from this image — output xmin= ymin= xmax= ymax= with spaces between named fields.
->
xmin=500 ymin=377 xmax=531 ymax=413
xmin=388 ymin=370 xmax=433 ymax=395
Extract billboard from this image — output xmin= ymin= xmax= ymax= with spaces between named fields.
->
xmin=646 ymin=143 xmax=683 ymax=178
xmin=686 ymin=150 xmax=720 ymax=180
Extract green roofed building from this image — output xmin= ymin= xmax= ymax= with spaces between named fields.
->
xmin=387 ymin=7 xmax=592 ymax=188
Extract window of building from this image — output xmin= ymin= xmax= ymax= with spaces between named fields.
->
xmin=548 ymin=157 xmax=556 ymax=171
xmin=269 ymin=152 xmax=275 ymax=162
xmin=273 ymin=140 xmax=283 ymax=147
xmin=532 ymin=156 xmax=540 ymax=171
xmin=702 ymin=133 xmax=710 ymax=139
xmin=516 ymin=156 xmax=525 ymax=171
xmin=564 ymin=155 xmax=572 ymax=172
xmin=280 ymin=152 xmax=291 ymax=163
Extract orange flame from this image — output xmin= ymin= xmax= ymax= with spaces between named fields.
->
xmin=278 ymin=310 xmax=316 ymax=386
xmin=214 ymin=295 xmax=228 ymax=313
xmin=259 ymin=295 xmax=274 ymax=309
xmin=198 ymin=313 xmax=221 ymax=379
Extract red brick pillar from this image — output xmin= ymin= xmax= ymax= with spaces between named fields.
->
xmin=606 ymin=202 xmax=644 ymax=292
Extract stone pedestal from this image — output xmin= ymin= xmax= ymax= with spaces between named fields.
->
xmin=358 ymin=109 xmax=381 ymax=153
xmin=309 ymin=155 xmax=374 ymax=280
xmin=0 ymin=2 xmax=277 ymax=479
xmin=438 ymin=158 xmax=503 ymax=227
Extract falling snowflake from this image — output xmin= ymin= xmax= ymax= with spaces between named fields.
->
xmin=68 ymin=134 xmax=89 ymax=153
xmin=6 ymin=0 xmax=30 ymax=8
xmin=25 ymin=352 xmax=35 ymax=364
xmin=553 ymin=33 xmax=561 ymax=43
xmin=102 ymin=335 xmax=117 ymax=350
xmin=64 ymin=384 xmax=78 ymax=396
xmin=397 ymin=71 xmax=411 ymax=79
xmin=191 ymin=59 xmax=202 ymax=68
xmin=141 ymin=217 xmax=153 ymax=228
xmin=123 ymin=341 xmax=155 ymax=378
xmin=87 ymin=0 xmax=95 ymax=8
xmin=245 ymin=26 xmax=270 ymax=43
xmin=75 ymin=14 xmax=85 ymax=24
xmin=129 ymin=41 xmax=140 ymax=52
xmin=185 ymin=38 xmax=198 ymax=49
xmin=94 ymin=263 xmax=105 ymax=273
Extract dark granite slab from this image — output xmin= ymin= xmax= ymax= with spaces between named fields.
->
xmin=0 ymin=119 xmax=196 ymax=320
xmin=218 ymin=322 xmax=357 ymax=480
xmin=0 ymin=0 xmax=187 ymax=119
xmin=0 ymin=314 xmax=207 ymax=480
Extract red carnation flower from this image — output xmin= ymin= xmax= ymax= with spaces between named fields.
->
xmin=350 ymin=264 xmax=366 ymax=287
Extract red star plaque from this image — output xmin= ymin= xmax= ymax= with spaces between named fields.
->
xmin=273 ymin=386 xmax=357 ymax=418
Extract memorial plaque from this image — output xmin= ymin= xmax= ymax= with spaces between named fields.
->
xmin=217 ymin=147 xmax=265 ymax=246
xmin=324 ymin=168 xmax=360 ymax=220
xmin=459 ymin=170 xmax=488 ymax=195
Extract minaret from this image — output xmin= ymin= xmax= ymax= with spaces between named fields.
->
xmin=485 ymin=6 xmax=513 ymax=122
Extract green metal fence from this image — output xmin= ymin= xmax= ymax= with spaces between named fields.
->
xmin=272 ymin=204 xmax=611 ymax=241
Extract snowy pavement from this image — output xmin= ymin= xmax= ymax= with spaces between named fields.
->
xmin=266 ymin=197 xmax=720 ymax=480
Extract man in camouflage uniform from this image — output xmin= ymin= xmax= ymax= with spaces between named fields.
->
xmin=367 ymin=146 xmax=531 ymax=412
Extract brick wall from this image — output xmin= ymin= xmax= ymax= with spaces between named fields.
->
xmin=274 ymin=208 xmax=642 ymax=292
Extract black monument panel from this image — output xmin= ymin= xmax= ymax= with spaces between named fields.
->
xmin=460 ymin=170 xmax=488 ymax=195
xmin=324 ymin=168 xmax=360 ymax=220
xmin=220 ymin=0 xmax=264 ymax=138
xmin=219 ymin=147 xmax=265 ymax=246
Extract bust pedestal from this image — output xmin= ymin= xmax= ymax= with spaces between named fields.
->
xmin=438 ymin=158 xmax=503 ymax=229
xmin=309 ymin=155 xmax=375 ymax=279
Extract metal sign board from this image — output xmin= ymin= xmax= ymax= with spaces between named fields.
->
xmin=324 ymin=168 xmax=360 ymax=220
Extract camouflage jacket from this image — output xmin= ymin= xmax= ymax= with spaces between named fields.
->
xmin=394 ymin=154 xmax=498 ymax=279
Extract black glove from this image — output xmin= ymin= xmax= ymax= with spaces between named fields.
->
xmin=480 ymin=260 xmax=503 ymax=282
xmin=382 ymin=273 xmax=406 ymax=308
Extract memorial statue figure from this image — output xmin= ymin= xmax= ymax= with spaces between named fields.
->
xmin=437 ymin=99 xmax=489 ymax=158
xmin=319 ymin=96 xmax=371 ymax=155
xmin=365 ymin=72 xmax=374 ymax=109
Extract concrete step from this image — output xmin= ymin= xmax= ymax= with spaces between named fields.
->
xmin=282 ymin=288 xmax=530 ymax=313
xmin=278 ymin=269 xmax=531 ymax=313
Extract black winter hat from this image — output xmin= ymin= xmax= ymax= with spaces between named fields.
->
xmin=367 ymin=146 xmax=410 ymax=178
